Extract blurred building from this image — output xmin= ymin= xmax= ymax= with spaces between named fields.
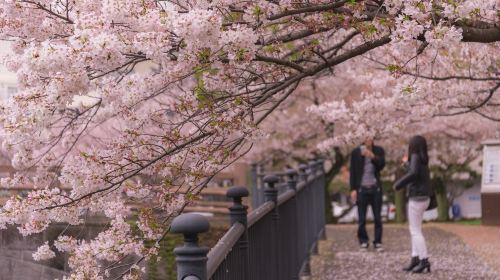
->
xmin=0 ymin=41 xmax=17 ymax=99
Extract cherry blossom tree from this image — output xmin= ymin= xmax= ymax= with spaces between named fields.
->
xmin=0 ymin=0 xmax=498 ymax=278
xmin=247 ymin=79 xmax=353 ymax=222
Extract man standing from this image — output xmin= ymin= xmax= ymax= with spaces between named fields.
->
xmin=350 ymin=137 xmax=386 ymax=252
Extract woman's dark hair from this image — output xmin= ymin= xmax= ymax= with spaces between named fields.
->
xmin=408 ymin=135 xmax=429 ymax=165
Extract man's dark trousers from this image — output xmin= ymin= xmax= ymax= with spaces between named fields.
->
xmin=357 ymin=186 xmax=383 ymax=244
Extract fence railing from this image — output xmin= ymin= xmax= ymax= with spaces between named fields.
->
xmin=171 ymin=159 xmax=326 ymax=280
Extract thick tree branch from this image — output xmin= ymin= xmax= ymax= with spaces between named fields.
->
xmin=267 ymin=0 xmax=349 ymax=21
xmin=458 ymin=25 xmax=500 ymax=43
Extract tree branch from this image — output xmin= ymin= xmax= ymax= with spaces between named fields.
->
xmin=267 ymin=0 xmax=349 ymax=21
xmin=459 ymin=25 xmax=500 ymax=43
xmin=255 ymin=54 xmax=304 ymax=72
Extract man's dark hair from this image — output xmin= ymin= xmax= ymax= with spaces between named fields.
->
xmin=408 ymin=135 xmax=429 ymax=165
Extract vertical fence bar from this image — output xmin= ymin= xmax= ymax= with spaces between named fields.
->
xmin=264 ymin=174 xmax=280 ymax=280
xmin=250 ymin=163 xmax=258 ymax=209
xmin=308 ymin=161 xmax=315 ymax=250
xmin=317 ymin=159 xmax=327 ymax=239
xmin=257 ymin=164 xmax=266 ymax=207
xmin=171 ymin=213 xmax=210 ymax=280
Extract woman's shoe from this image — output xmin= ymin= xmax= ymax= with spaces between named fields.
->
xmin=402 ymin=257 xmax=419 ymax=272
xmin=412 ymin=258 xmax=431 ymax=273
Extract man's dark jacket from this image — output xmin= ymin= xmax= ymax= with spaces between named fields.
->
xmin=349 ymin=145 xmax=386 ymax=191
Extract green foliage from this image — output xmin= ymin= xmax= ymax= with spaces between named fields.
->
xmin=382 ymin=180 xmax=395 ymax=200
xmin=145 ymin=226 xmax=228 ymax=279
xmin=288 ymin=51 xmax=301 ymax=62
xmin=253 ymin=5 xmax=263 ymax=16
xmin=197 ymin=48 xmax=212 ymax=64
xmin=268 ymin=23 xmax=280 ymax=34
xmin=366 ymin=23 xmax=378 ymax=34
xmin=284 ymin=42 xmax=295 ymax=50
xmin=328 ymin=178 xmax=349 ymax=194
xmin=415 ymin=2 xmax=426 ymax=12
xmin=455 ymin=219 xmax=481 ymax=225
xmin=236 ymin=48 xmax=248 ymax=61
xmin=322 ymin=11 xmax=336 ymax=21
xmin=192 ymin=68 xmax=225 ymax=107
xmin=401 ymin=85 xmax=415 ymax=94
xmin=234 ymin=96 xmax=243 ymax=105
xmin=263 ymin=44 xmax=279 ymax=53
xmin=386 ymin=64 xmax=401 ymax=73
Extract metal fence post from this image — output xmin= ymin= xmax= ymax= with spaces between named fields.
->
xmin=316 ymin=159 xmax=327 ymax=240
xmin=308 ymin=160 xmax=317 ymax=176
xmin=308 ymin=160 xmax=319 ymax=256
xmin=249 ymin=163 xmax=258 ymax=209
xmin=286 ymin=169 xmax=300 ymax=280
xmin=297 ymin=164 xmax=311 ymax=277
xmin=171 ymin=213 xmax=210 ymax=280
xmin=227 ymin=186 xmax=250 ymax=280
xmin=257 ymin=164 xmax=266 ymax=207
xmin=298 ymin=164 xmax=308 ymax=182
xmin=286 ymin=169 xmax=298 ymax=192
xmin=264 ymin=174 xmax=280 ymax=280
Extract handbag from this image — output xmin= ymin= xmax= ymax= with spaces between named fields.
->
xmin=426 ymin=194 xmax=437 ymax=210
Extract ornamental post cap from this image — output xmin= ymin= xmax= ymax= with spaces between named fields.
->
xmin=298 ymin=164 xmax=308 ymax=171
xmin=263 ymin=174 xmax=280 ymax=185
xmin=171 ymin=213 xmax=210 ymax=235
xmin=226 ymin=186 xmax=249 ymax=198
xmin=286 ymin=169 xmax=298 ymax=177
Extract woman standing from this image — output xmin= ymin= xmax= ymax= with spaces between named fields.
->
xmin=394 ymin=135 xmax=433 ymax=273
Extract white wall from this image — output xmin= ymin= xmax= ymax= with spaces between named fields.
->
xmin=453 ymin=184 xmax=482 ymax=218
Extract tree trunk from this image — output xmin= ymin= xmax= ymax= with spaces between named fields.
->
xmin=395 ymin=189 xmax=406 ymax=223
xmin=324 ymin=147 xmax=346 ymax=224
xmin=434 ymin=178 xmax=449 ymax=221
xmin=394 ymin=167 xmax=407 ymax=223
xmin=324 ymin=185 xmax=334 ymax=224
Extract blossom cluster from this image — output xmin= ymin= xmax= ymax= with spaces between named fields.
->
xmin=0 ymin=0 xmax=497 ymax=278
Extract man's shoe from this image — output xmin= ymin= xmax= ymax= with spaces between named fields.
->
xmin=360 ymin=243 xmax=369 ymax=251
xmin=374 ymin=243 xmax=384 ymax=252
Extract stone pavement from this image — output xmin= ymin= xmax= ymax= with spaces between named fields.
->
xmin=308 ymin=224 xmax=500 ymax=280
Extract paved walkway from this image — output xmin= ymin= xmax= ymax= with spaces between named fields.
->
xmin=309 ymin=224 xmax=500 ymax=280
xmin=433 ymin=223 xmax=500 ymax=274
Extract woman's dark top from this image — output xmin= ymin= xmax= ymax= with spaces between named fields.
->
xmin=393 ymin=154 xmax=432 ymax=197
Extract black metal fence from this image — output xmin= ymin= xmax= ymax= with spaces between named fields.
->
xmin=171 ymin=159 xmax=326 ymax=280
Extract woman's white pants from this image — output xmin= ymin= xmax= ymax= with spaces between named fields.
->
xmin=408 ymin=198 xmax=430 ymax=258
